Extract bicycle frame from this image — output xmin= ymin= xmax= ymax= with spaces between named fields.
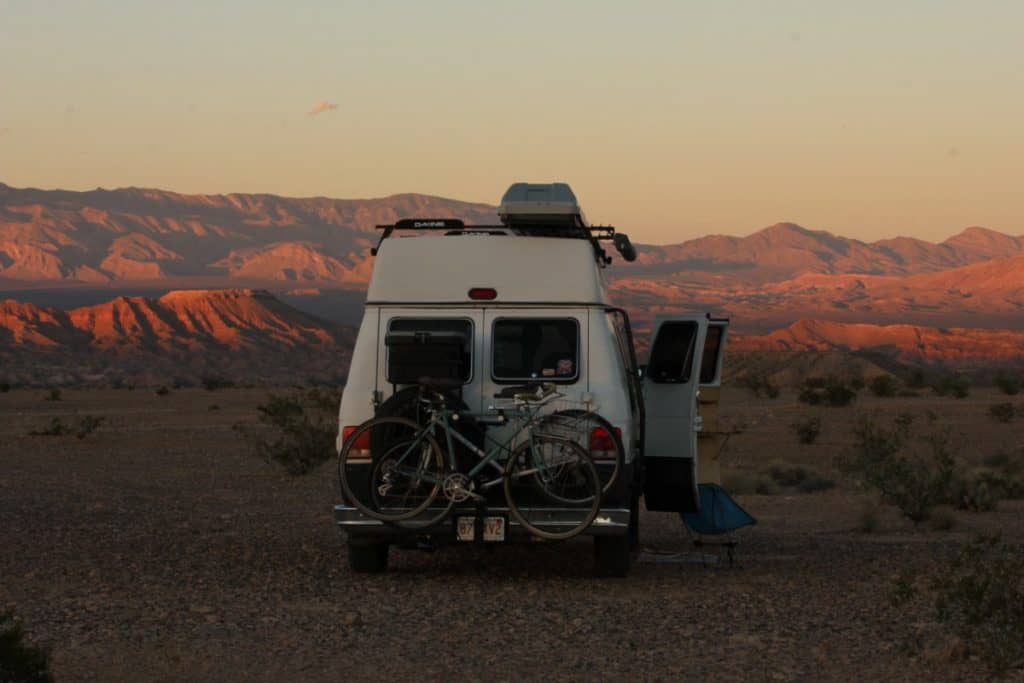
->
xmin=386 ymin=396 xmax=557 ymax=490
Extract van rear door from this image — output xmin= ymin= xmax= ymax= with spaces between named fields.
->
xmin=641 ymin=314 xmax=708 ymax=513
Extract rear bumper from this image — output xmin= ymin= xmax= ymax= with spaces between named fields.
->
xmin=333 ymin=504 xmax=630 ymax=539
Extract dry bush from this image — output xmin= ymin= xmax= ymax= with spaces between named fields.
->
xmin=989 ymin=402 xmax=1015 ymax=423
xmin=927 ymin=506 xmax=957 ymax=531
xmin=28 ymin=416 xmax=104 ymax=439
xmin=791 ymin=416 xmax=822 ymax=445
xmin=931 ymin=375 xmax=969 ymax=399
xmin=722 ymin=469 xmax=779 ymax=495
xmin=737 ymin=373 xmax=779 ymax=399
xmin=995 ymin=374 xmax=1021 ymax=396
xmin=237 ymin=387 xmax=341 ymax=475
xmin=799 ymin=376 xmax=857 ymax=407
xmin=43 ymin=388 xmax=61 ymax=402
xmin=869 ymin=375 xmax=898 ymax=398
xmin=0 ymin=610 xmax=52 ymax=683
xmin=765 ymin=463 xmax=836 ymax=493
xmin=933 ymin=536 xmax=1024 ymax=675
xmin=857 ymin=501 xmax=881 ymax=533
xmin=839 ymin=413 xmax=955 ymax=524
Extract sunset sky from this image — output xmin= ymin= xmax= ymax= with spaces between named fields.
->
xmin=2 ymin=1 xmax=1023 ymax=243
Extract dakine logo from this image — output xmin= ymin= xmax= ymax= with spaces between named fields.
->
xmin=413 ymin=221 xmax=446 ymax=228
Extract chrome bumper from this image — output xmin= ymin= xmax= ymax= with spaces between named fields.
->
xmin=333 ymin=504 xmax=630 ymax=538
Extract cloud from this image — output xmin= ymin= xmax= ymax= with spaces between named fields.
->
xmin=308 ymin=100 xmax=338 ymax=116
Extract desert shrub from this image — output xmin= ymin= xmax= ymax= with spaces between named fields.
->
xmin=74 ymin=415 xmax=104 ymax=439
xmin=43 ymin=388 xmax=61 ymax=402
xmin=989 ymin=402 xmax=1015 ymax=423
xmin=932 ymin=535 xmax=1024 ymax=675
xmin=0 ymin=381 xmax=10 ymax=393
xmin=155 ymin=385 xmax=171 ymax=396
xmin=28 ymin=416 xmax=104 ymax=439
xmin=928 ymin=506 xmax=957 ymax=531
xmin=766 ymin=463 xmax=836 ymax=493
xmin=208 ymin=404 xmax=220 ymax=411
xmin=839 ymin=414 xmax=955 ymax=523
xmin=995 ymin=374 xmax=1021 ymax=396
xmin=791 ymin=416 xmax=822 ymax=445
xmin=799 ymin=376 xmax=856 ymax=407
xmin=28 ymin=419 xmax=71 ymax=437
xmin=202 ymin=376 xmax=236 ymax=391
xmin=906 ymin=369 xmax=927 ymax=389
xmin=858 ymin=502 xmax=881 ymax=533
xmin=869 ymin=375 xmax=898 ymax=398
xmin=722 ymin=469 xmax=779 ymax=495
xmin=737 ymin=373 xmax=779 ymax=399
xmin=932 ymin=375 xmax=969 ymax=399
xmin=238 ymin=387 xmax=341 ymax=475
xmin=0 ymin=610 xmax=52 ymax=683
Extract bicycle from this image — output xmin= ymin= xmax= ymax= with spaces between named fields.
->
xmin=338 ymin=380 xmax=602 ymax=540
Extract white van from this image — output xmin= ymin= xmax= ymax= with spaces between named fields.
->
xmin=335 ymin=183 xmax=729 ymax=577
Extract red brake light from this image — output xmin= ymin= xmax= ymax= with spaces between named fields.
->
xmin=468 ymin=287 xmax=497 ymax=300
xmin=589 ymin=427 xmax=621 ymax=451
xmin=342 ymin=425 xmax=370 ymax=450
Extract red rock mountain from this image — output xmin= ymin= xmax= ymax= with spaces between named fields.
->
xmin=2 ymin=183 xmax=1022 ymax=370
xmin=0 ymin=183 xmax=496 ymax=285
xmin=0 ymin=289 xmax=354 ymax=385
xmin=732 ymin=319 xmax=1024 ymax=367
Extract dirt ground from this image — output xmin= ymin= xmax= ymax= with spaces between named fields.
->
xmin=2 ymin=386 xmax=1022 ymax=681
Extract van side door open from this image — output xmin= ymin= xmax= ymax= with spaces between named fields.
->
xmin=642 ymin=315 xmax=708 ymax=513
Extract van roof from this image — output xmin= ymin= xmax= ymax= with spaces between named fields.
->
xmin=366 ymin=233 xmax=612 ymax=305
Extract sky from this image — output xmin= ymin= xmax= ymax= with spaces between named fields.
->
xmin=2 ymin=0 xmax=1023 ymax=244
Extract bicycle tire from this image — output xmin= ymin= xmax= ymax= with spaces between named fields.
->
xmin=504 ymin=435 xmax=601 ymax=541
xmin=535 ymin=410 xmax=623 ymax=499
xmin=338 ymin=416 xmax=447 ymax=523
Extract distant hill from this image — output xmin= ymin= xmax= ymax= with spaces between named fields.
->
xmin=732 ymin=319 xmax=1024 ymax=368
xmin=0 ymin=183 xmax=496 ymax=286
xmin=0 ymin=289 xmax=354 ymax=385
xmin=2 ymin=182 xmax=1022 ymax=371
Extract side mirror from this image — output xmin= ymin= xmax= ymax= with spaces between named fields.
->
xmin=613 ymin=233 xmax=637 ymax=262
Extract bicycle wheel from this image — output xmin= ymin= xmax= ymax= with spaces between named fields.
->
xmin=535 ymin=410 xmax=623 ymax=499
xmin=504 ymin=435 xmax=601 ymax=541
xmin=338 ymin=416 xmax=447 ymax=523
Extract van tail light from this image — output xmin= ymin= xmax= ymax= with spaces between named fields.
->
xmin=342 ymin=425 xmax=371 ymax=460
xmin=589 ymin=426 xmax=622 ymax=459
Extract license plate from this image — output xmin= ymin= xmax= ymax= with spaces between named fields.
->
xmin=456 ymin=516 xmax=506 ymax=542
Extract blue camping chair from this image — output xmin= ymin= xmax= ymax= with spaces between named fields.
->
xmin=681 ymin=484 xmax=757 ymax=566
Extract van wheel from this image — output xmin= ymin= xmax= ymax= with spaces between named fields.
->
xmin=348 ymin=540 xmax=389 ymax=574
xmin=594 ymin=535 xmax=631 ymax=578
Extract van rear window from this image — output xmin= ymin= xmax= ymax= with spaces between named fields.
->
xmin=647 ymin=321 xmax=698 ymax=383
xmin=387 ymin=318 xmax=472 ymax=382
xmin=492 ymin=318 xmax=578 ymax=382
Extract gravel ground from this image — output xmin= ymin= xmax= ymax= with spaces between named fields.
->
xmin=2 ymin=388 xmax=1021 ymax=681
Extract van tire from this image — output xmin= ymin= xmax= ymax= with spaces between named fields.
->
xmin=347 ymin=540 xmax=389 ymax=574
xmin=594 ymin=534 xmax=632 ymax=578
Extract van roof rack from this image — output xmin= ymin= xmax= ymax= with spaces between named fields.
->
xmin=372 ymin=219 xmax=632 ymax=264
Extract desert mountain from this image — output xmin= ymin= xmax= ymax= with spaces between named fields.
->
xmin=732 ymin=319 xmax=1024 ymax=367
xmin=0 ymin=183 xmax=496 ymax=285
xmin=2 ymin=183 xmax=1022 ymax=342
xmin=0 ymin=289 xmax=354 ymax=385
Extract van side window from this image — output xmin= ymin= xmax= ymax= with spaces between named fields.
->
xmin=492 ymin=318 xmax=578 ymax=382
xmin=647 ymin=321 xmax=698 ymax=383
xmin=699 ymin=325 xmax=724 ymax=384
xmin=387 ymin=318 xmax=473 ymax=382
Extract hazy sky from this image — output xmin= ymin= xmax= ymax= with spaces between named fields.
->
xmin=2 ymin=1 xmax=1023 ymax=243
